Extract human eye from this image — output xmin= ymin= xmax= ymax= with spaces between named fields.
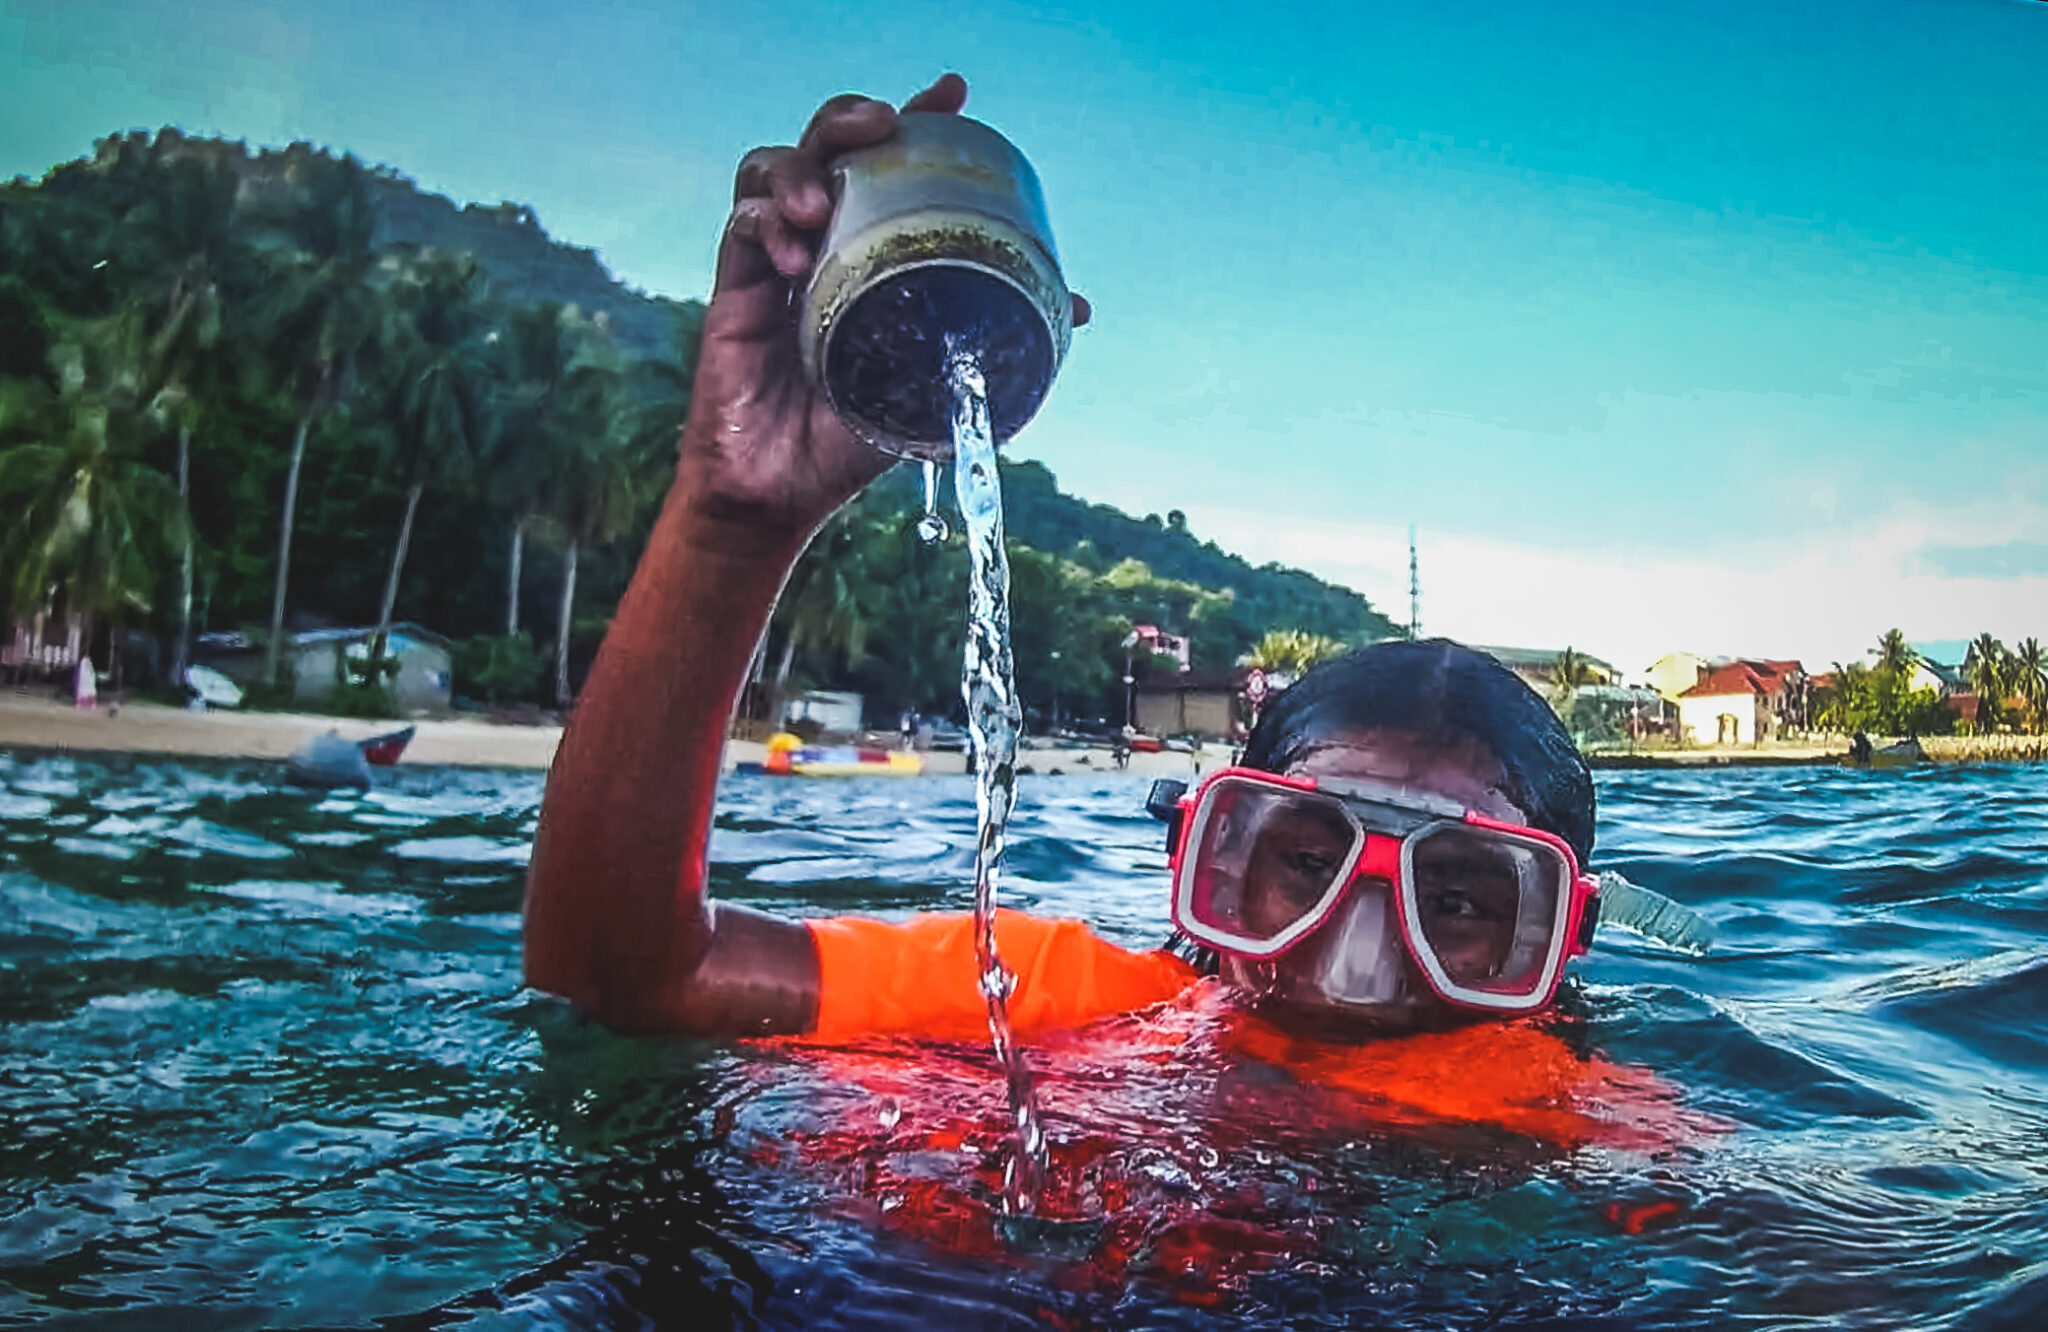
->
xmin=1422 ymin=878 xmax=1514 ymax=923
xmin=1282 ymin=845 xmax=1338 ymax=877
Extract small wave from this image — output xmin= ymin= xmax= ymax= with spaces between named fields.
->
xmin=50 ymin=836 xmax=135 ymax=860
xmin=165 ymin=817 xmax=295 ymax=860
xmin=208 ymin=878 xmax=421 ymax=919
xmin=1870 ymin=952 xmax=2048 ymax=1065
xmin=389 ymin=835 xmax=532 ymax=865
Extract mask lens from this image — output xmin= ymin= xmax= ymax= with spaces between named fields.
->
xmin=1407 ymin=824 xmax=1566 ymax=995
xmin=1185 ymin=782 xmax=1359 ymax=948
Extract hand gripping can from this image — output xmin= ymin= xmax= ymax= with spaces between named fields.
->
xmin=799 ymin=113 xmax=1072 ymax=461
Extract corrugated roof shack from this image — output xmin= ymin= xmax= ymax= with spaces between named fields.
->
xmin=195 ymin=625 xmax=455 ymax=717
xmin=292 ymin=627 xmax=453 ymax=716
xmin=1135 ymin=670 xmax=1245 ymax=741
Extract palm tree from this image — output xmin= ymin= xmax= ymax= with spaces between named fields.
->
xmin=1874 ymin=628 xmax=1913 ymax=679
xmin=248 ymin=150 xmax=384 ymax=685
xmin=363 ymin=252 xmax=494 ymax=673
xmin=484 ymin=302 xmax=619 ymax=638
xmin=769 ymin=510 xmax=887 ymax=718
xmin=1549 ymin=646 xmax=1598 ymax=714
xmin=127 ymin=149 xmax=243 ymax=684
xmin=1963 ymin=633 xmax=2010 ymax=733
xmin=486 ymin=302 xmax=565 ymax=638
xmin=0 ymin=327 xmax=188 ymax=670
xmin=2009 ymin=637 xmax=2046 ymax=734
xmin=538 ymin=356 xmax=664 ymax=708
xmin=1238 ymin=628 xmax=1348 ymax=681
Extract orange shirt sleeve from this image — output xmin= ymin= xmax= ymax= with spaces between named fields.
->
xmin=805 ymin=909 xmax=1197 ymax=1042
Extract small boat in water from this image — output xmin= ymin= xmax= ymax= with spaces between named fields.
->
xmin=1847 ymin=733 xmax=1925 ymax=769
xmin=285 ymin=726 xmax=417 ymax=789
xmin=286 ymin=732 xmax=372 ymax=789
xmin=361 ymin=725 xmax=415 ymax=767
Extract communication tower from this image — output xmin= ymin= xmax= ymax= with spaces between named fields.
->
xmin=1407 ymin=525 xmax=1421 ymax=640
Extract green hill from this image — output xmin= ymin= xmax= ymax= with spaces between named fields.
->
xmin=32 ymin=130 xmax=700 ymax=359
xmin=995 ymin=458 xmax=1399 ymax=646
xmin=2 ymin=127 xmax=1398 ymax=719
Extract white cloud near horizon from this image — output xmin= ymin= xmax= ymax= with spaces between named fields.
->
xmin=1180 ymin=496 xmax=2048 ymax=677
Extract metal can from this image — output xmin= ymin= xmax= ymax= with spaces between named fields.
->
xmin=800 ymin=113 xmax=1072 ymax=461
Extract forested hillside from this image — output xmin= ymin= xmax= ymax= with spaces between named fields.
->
xmin=0 ymin=128 xmax=1395 ymax=725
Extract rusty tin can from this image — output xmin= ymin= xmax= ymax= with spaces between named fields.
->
xmin=800 ymin=113 xmax=1072 ymax=460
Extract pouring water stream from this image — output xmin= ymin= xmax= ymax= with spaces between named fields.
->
xmin=946 ymin=343 xmax=1047 ymax=1213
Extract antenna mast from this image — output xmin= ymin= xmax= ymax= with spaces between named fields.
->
xmin=1407 ymin=525 xmax=1421 ymax=640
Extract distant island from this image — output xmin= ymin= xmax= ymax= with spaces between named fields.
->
xmin=0 ymin=129 xmax=1397 ymax=728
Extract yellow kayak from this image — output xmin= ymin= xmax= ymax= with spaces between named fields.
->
xmin=764 ymin=733 xmax=924 ymax=777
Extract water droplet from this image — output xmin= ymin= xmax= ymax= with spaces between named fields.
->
xmin=917 ymin=459 xmax=948 ymax=543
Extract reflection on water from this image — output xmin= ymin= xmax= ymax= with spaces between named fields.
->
xmin=2 ymin=751 xmax=2047 ymax=1329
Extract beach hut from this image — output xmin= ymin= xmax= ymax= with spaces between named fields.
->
xmin=287 ymin=625 xmax=455 ymax=716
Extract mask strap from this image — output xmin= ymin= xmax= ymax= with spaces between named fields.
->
xmin=1593 ymin=871 xmax=1715 ymax=955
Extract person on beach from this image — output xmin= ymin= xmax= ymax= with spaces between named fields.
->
xmin=524 ymin=72 xmax=1625 ymax=1058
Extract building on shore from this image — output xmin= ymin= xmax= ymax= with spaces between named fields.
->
xmin=195 ymin=625 xmax=455 ymax=716
xmin=1675 ymin=659 xmax=1809 ymax=745
xmin=781 ymin=689 xmax=865 ymax=737
xmin=2 ymin=608 xmax=87 ymax=685
xmin=1645 ymin=652 xmax=1710 ymax=702
xmin=1572 ymin=684 xmax=1678 ymax=741
xmin=1905 ymin=654 xmax=1965 ymax=697
xmin=1134 ymin=668 xmax=1246 ymax=741
xmin=1475 ymin=645 xmax=1619 ymax=693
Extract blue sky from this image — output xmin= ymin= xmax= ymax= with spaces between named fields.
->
xmin=6 ymin=0 xmax=2045 ymax=671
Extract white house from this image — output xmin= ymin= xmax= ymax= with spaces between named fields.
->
xmin=1676 ymin=662 xmax=1773 ymax=746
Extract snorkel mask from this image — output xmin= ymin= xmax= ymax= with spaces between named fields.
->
xmin=1151 ymin=769 xmax=1601 ymax=1019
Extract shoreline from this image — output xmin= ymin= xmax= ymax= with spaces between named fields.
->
xmin=0 ymin=692 xmax=1220 ymax=778
xmin=1585 ymin=747 xmax=1846 ymax=769
xmin=8 ymin=691 xmax=2041 ymax=773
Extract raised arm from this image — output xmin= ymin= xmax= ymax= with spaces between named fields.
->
xmin=521 ymin=80 xmax=950 ymax=1035
xmin=522 ymin=75 xmax=1090 ymax=1035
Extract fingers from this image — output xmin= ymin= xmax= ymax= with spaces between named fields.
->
xmin=796 ymin=93 xmax=898 ymax=164
xmin=726 ymin=197 xmax=811 ymax=282
xmin=716 ymin=78 xmax=970 ymax=299
xmin=1071 ymin=293 xmax=1092 ymax=328
xmin=901 ymin=72 xmax=968 ymax=114
xmin=736 ymin=145 xmax=831 ymax=232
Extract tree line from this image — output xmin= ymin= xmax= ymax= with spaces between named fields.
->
xmin=1 ymin=130 xmax=693 ymax=711
xmin=0 ymin=129 xmax=1398 ymax=727
xmin=1815 ymin=628 xmax=2048 ymax=737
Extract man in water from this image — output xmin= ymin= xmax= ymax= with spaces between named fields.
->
xmin=523 ymin=75 xmax=1603 ymax=1052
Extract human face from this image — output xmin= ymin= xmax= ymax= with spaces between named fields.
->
xmin=1219 ymin=727 xmax=1543 ymax=1038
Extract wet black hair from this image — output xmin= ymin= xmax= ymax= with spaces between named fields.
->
xmin=1240 ymin=639 xmax=1596 ymax=863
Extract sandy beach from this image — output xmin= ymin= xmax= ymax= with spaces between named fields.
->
xmin=12 ymin=690 xmax=1957 ymax=774
xmin=0 ymin=690 xmax=568 ymax=768
xmin=66 ymin=689 xmax=2048 ymax=775
xmin=0 ymin=690 xmax=1234 ymax=778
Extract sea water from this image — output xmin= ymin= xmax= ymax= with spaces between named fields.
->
xmin=5 ymin=756 xmax=2048 ymax=1326
xmin=946 ymin=344 xmax=1046 ymax=1213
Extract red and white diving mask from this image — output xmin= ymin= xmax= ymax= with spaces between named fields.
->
xmin=1165 ymin=768 xmax=1600 ymax=1015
